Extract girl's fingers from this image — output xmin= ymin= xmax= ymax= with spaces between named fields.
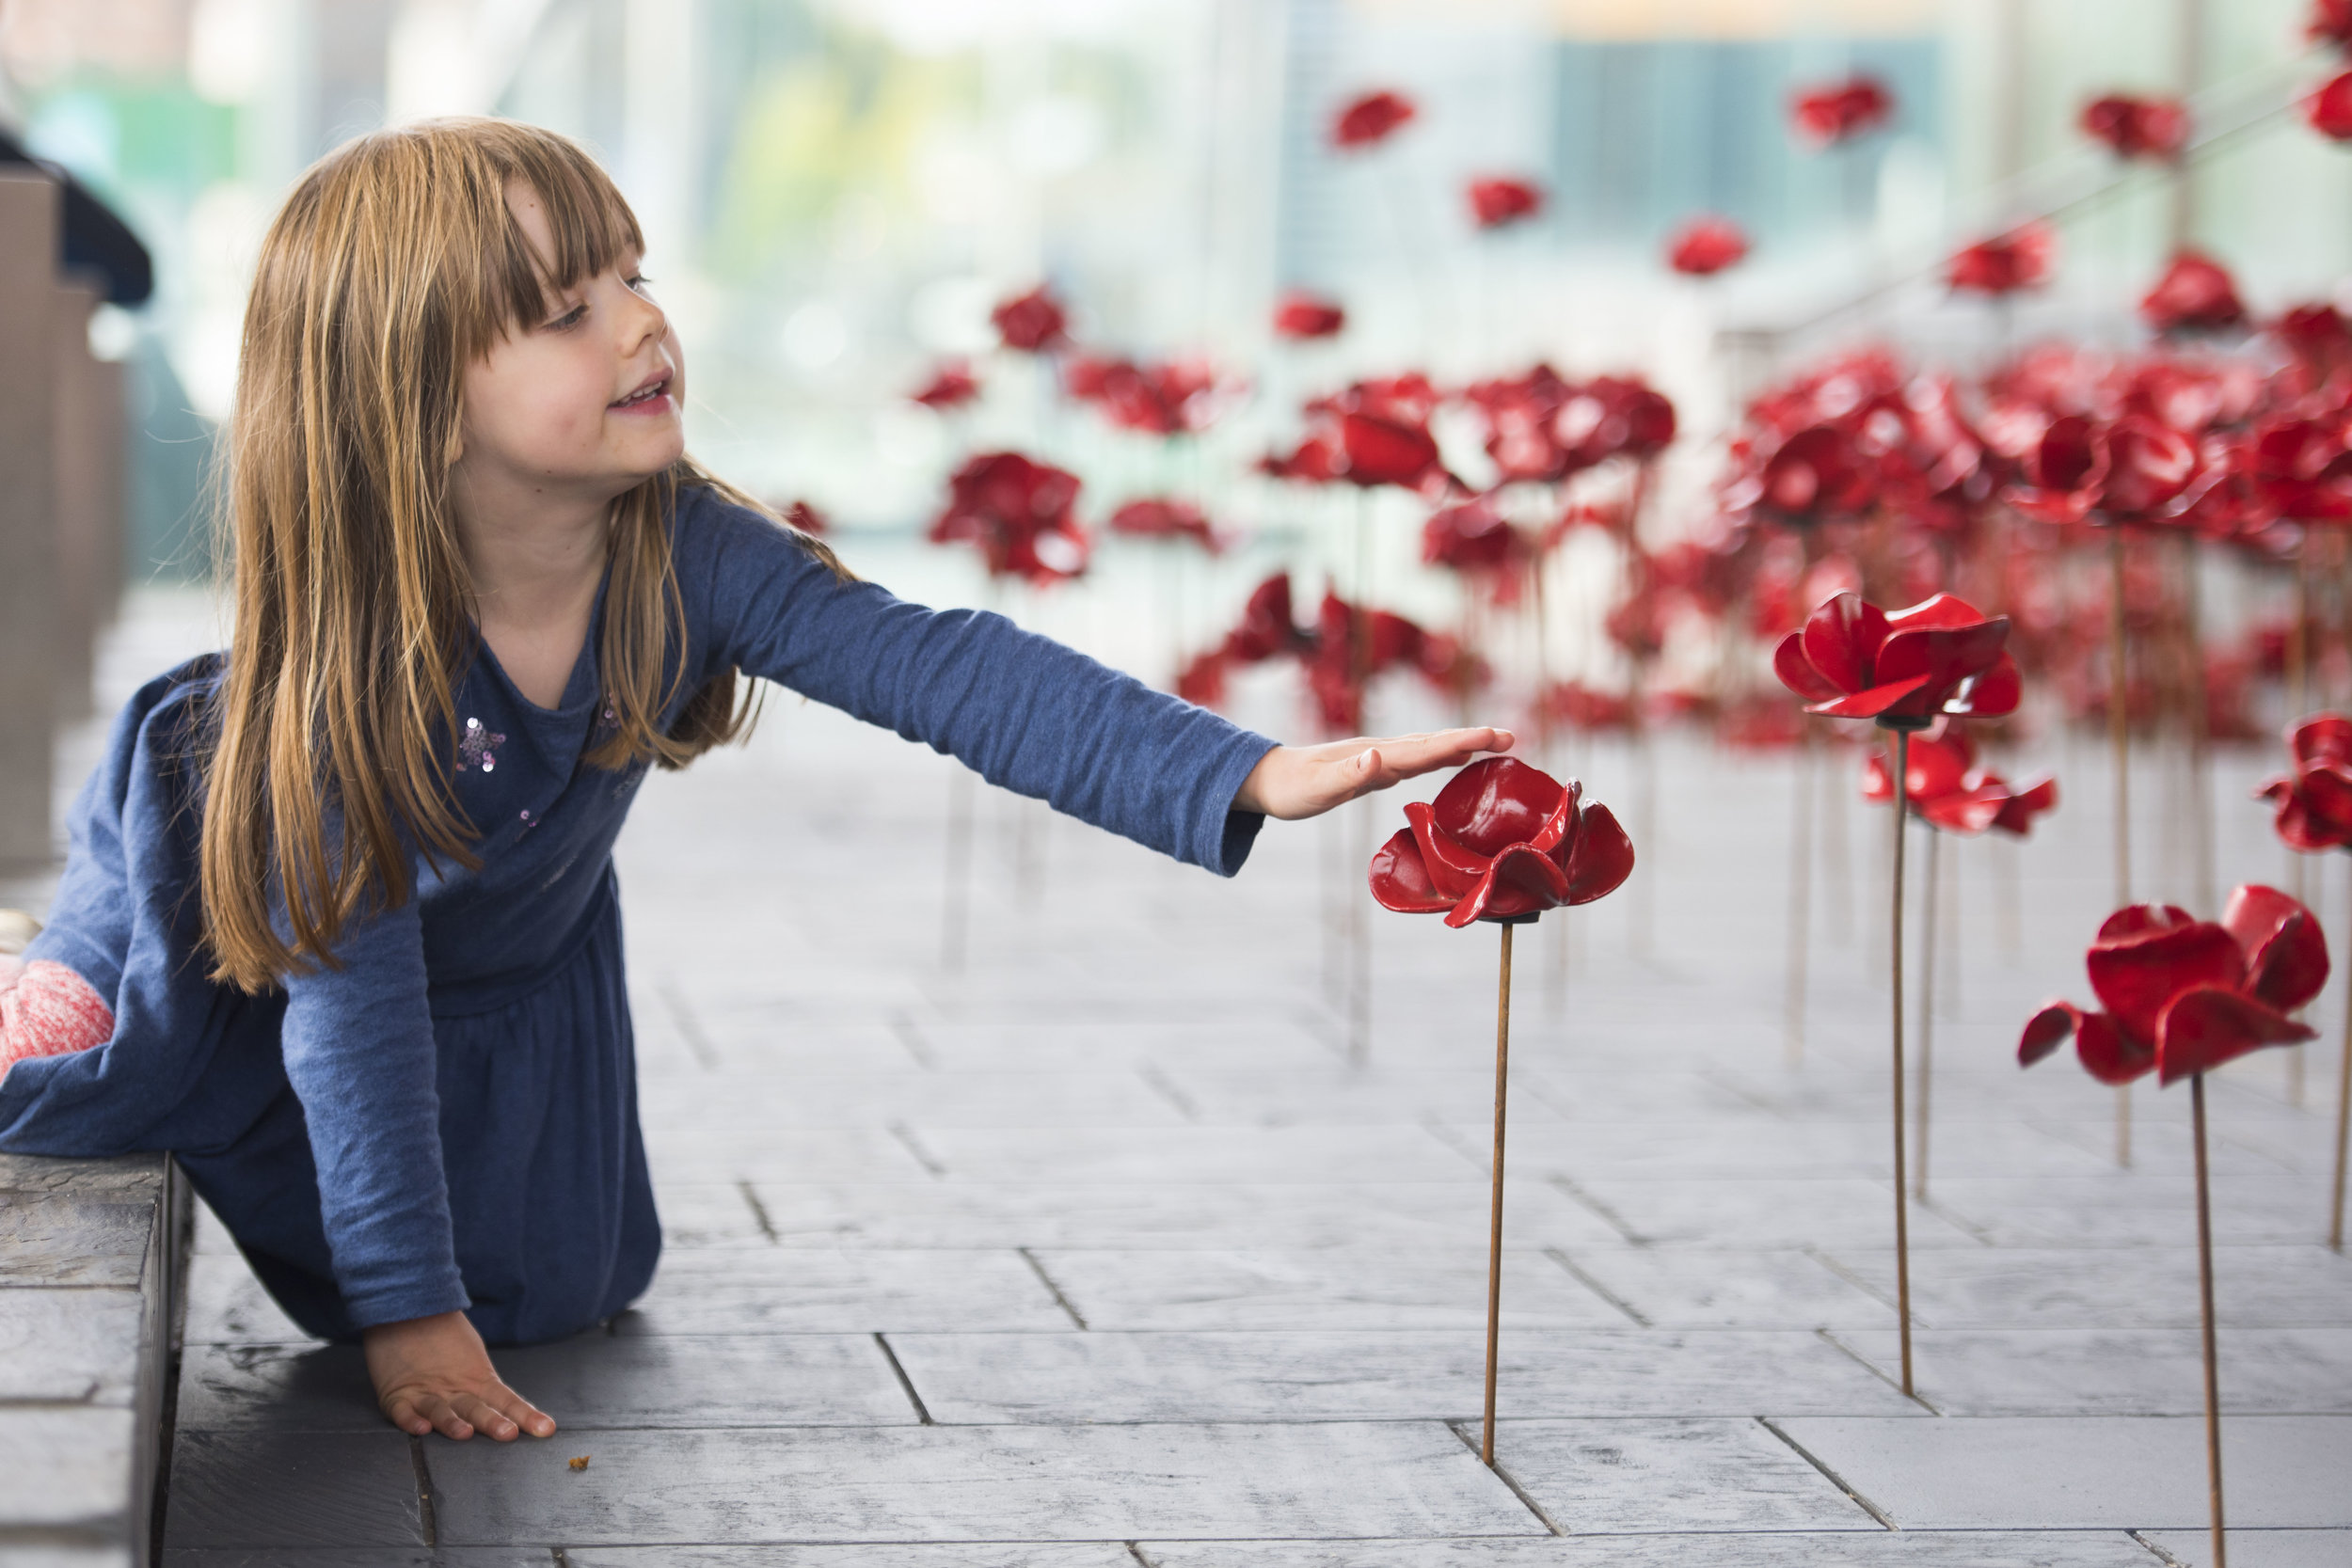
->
xmin=453 ymin=1392 xmax=518 ymax=1441
xmin=383 ymin=1394 xmax=432 ymax=1437
xmin=416 ymin=1394 xmax=475 ymax=1441
xmin=489 ymin=1382 xmax=557 ymax=1437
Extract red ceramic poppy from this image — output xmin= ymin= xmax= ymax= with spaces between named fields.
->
xmin=1537 ymin=680 xmax=1638 ymax=735
xmin=2004 ymin=414 xmax=2203 ymax=526
xmin=1107 ymin=498 xmax=1221 ymax=554
xmin=1274 ymin=291 xmax=1346 ymax=340
xmin=1553 ymin=377 xmax=1677 ymax=470
xmin=1332 ymin=89 xmax=1417 ymax=150
xmin=1727 ymin=423 xmax=1877 ymax=528
xmin=2315 ymin=0 xmax=2352 ymax=47
xmin=2245 ymin=413 xmax=2352 ymax=521
xmin=2142 ymin=252 xmax=2247 ymax=336
xmin=1791 ymin=77 xmax=1894 ymax=147
xmin=1369 ymin=756 xmax=1634 ymax=927
xmin=784 ymin=499 xmax=830 ymax=536
xmin=2020 ymin=887 xmax=2328 ymax=1085
xmin=1666 ymin=214 xmax=1749 ymax=276
xmin=992 ymin=286 xmax=1069 ymax=354
xmin=1860 ymin=721 xmax=2058 ymax=836
xmin=911 ymin=361 xmax=980 ymax=410
xmin=1422 ymin=498 xmax=1522 ymax=575
xmin=1342 ymin=411 xmax=1444 ymax=490
xmin=2257 ymin=715 xmax=2352 ymax=850
xmin=1065 ymin=356 xmax=1228 ymax=436
xmin=2081 ymin=95 xmax=2189 ymax=161
xmin=1949 ymin=223 xmax=2056 ymax=295
xmin=929 ymin=451 xmax=1089 ymax=585
xmin=1469 ymin=177 xmax=1545 ymax=230
xmin=2312 ymin=71 xmax=2352 ymax=139
xmin=2275 ymin=304 xmax=2352 ymax=383
xmin=1773 ymin=592 xmax=2020 ymax=727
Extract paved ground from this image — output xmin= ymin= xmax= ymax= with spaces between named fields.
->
xmin=24 ymin=579 xmax=2352 ymax=1566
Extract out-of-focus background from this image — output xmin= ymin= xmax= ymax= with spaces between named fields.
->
xmin=2 ymin=0 xmax=2341 ymax=572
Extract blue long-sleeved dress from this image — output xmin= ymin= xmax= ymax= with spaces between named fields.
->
xmin=0 ymin=485 xmax=1278 ymax=1343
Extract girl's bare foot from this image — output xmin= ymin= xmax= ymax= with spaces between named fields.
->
xmin=362 ymin=1309 xmax=556 ymax=1441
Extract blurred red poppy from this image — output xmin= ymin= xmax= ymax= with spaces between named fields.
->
xmin=2310 ymin=71 xmax=2352 ymax=139
xmin=1537 ymin=680 xmax=1638 ymax=735
xmin=1064 ymin=356 xmax=1230 ymax=436
xmin=1860 ymin=721 xmax=2058 ymax=835
xmin=1332 ymin=89 xmax=1417 ymax=150
xmin=1554 ymin=376 xmax=1677 ymax=469
xmin=2020 ymin=887 xmax=2328 ymax=1085
xmin=2081 ymin=95 xmax=2189 ymax=160
xmin=1667 ymin=214 xmax=1749 ymax=276
xmin=911 ymin=361 xmax=980 ymax=410
xmin=992 ymin=286 xmax=1069 ymax=354
xmin=1422 ymin=498 xmax=1523 ymax=575
xmin=1469 ymin=177 xmax=1545 ymax=230
xmin=930 ymin=451 xmax=1089 ymax=585
xmin=1774 ymin=591 xmax=2020 ymax=725
xmin=2274 ymin=304 xmax=2352 ymax=383
xmin=1274 ymin=291 xmax=1345 ymax=340
xmin=1949 ymin=223 xmax=2056 ymax=295
xmin=2245 ymin=413 xmax=2352 ymax=521
xmin=2141 ymin=252 xmax=2247 ymax=335
xmin=2005 ymin=413 xmax=2203 ymax=526
xmin=1107 ymin=498 xmax=1222 ymax=554
xmin=1791 ymin=76 xmax=1894 ymax=147
xmin=2316 ymin=0 xmax=2352 ymax=47
xmin=1369 ymin=756 xmax=1634 ymax=927
xmin=2257 ymin=715 xmax=2352 ymax=850
xmin=1727 ymin=423 xmax=1877 ymax=528
xmin=784 ymin=499 xmax=830 ymax=536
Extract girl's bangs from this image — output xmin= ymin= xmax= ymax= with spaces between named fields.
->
xmin=485 ymin=134 xmax=645 ymax=330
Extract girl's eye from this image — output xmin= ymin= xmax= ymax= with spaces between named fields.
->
xmin=628 ymin=274 xmax=654 ymax=293
xmin=548 ymin=303 xmax=587 ymax=331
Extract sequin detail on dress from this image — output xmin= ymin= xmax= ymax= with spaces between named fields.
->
xmin=458 ymin=717 xmax=506 ymax=773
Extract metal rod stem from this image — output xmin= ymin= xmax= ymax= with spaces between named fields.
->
xmin=1889 ymin=728 xmax=1915 ymax=1397
xmin=1916 ymin=828 xmax=1941 ymax=1202
xmin=2192 ymin=1072 xmax=2228 ymax=1568
xmin=1483 ymin=922 xmax=1516 ymax=1466
xmin=2111 ymin=529 xmax=2134 ymax=1169
xmin=2333 ymin=868 xmax=2351 ymax=1253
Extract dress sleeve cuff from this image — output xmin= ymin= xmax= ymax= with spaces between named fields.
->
xmin=340 ymin=1275 xmax=473 ymax=1333
xmin=1197 ymin=733 xmax=1281 ymax=877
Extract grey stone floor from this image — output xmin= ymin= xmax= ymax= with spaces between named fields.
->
xmin=26 ymin=585 xmax=2352 ymax=1567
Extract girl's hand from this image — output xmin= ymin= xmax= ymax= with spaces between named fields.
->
xmin=363 ymin=1310 xmax=556 ymax=1442
xmin=1233 ymin=727 xmax=1516 ymax=822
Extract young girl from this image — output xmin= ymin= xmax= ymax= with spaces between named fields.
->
xmin=0 ymin=119 xmax=1507 ymax=1446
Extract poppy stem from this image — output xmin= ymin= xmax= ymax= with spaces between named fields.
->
xmin=1786 ymin=726 xmax=1814 ymax=1069
xmin=2110 ymin=527 xmax=2134 ymax=1171
xmin=1483 ymin=920 xmax=1516 ymax=1466
xmin=2192 ymin=1071 xmax=2228 ymax=1568
xmin=2332 ymin=866 xmax=2351 ymax=1254
xmin=1915 ymin=828 xmax=1940 ymax=1203
xmin=1889 ymin=728 xmax=1915 ymax=1399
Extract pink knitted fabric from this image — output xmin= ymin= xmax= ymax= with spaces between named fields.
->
xmin=0 ymin=958 xmax=115 ymax=1078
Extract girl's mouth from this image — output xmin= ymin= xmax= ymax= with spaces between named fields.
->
xmin=611 ymin=372 xmax=673 ymax=411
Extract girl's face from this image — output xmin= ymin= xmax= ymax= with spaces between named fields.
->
xmin=454 ymin=185 xmax=685 ymax=509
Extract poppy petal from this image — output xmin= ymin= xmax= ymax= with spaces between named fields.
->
xmin=2075 ymin=1010 xmax=2157 ymax=1085
xmin=1807 ymin=673 xmax=1933 ymax=718
xmin=1368 ymin=828 xmax=1454 ymax=913
xmin=2154 ymin=986 xmax=2316 ymax=1085
xmin=2292 ymin=714 xmax=2352 ymax=767
xmin=1406 ymin=802 xmax=1486 ymax=900
xmin=1773 ymin=631 xmax=1844 ymax=702
xmin=1432 ymin=756 xmax=1562 ymax=858
xmin=1883 ymin=592 xmax=1996 ymax=632
xmin=2020 ymin=1001 xmax=2081 ymax=1066
xmin=1562 ymin=802 xmax=1636 ymax=904
xmin=1873 ymin=620 xmax=2012 ymax=711
xmin=1478 ymin=843 xmax=1573 ymax=922
xmin=1947 ymin=653 xmax=2022 ymax=718
xmin=2222 ymin=884 xmax=2330 ymax=1014
xmin=1802 ymin=593 xmax=1890 ymax=694
xmin=2096 ymin=904 xmax=2199 ymax=942
xmin=2087 ymin=920 xmax=2243 ymax=1045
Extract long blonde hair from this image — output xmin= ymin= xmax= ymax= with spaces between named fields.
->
xmin=199 ymin=118 xmax=837 ymax=993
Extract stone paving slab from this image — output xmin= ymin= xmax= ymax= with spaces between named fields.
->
xmin=181 ymin=1254 xmax=311 ymax=1346
xmin=1023 ymin=1246 xmax=1629 ymax=1331
xmin=1550 ymin=1244 xmax=1895 ymax=1327
xmin=731 ymin=1179 xmax=1627 ymax=1250
xmin=1833 ymin=1327 xmax=2352 ymax=1417
xmin=886 ymin=1327 xmax=1923 ymax=1422
xmin=161 ymin=1555 xmax=541 ymax=1568
xmin=2136 ymin=1528 xmax=2352 ymax=1566
xmin=0 ymin=1190 xmax=156 ymax=1288
xmin=1773 ymin=1415 xmax=2352 ymax=1528
xmin=1136 ymin=1532 xmax=2165 ymax=1565
xmin=565 ymin=1548 xmax=1135 ymax=1567
xmin=1915 ymin=1177 xmax=2344 ymax=1249
xmin=614 ymin=1249 xmax=1074 ymax=1335
xmin=1550 ymin=1176 xmax=1984 ymax=1249
xmin=161 ymin=1430 xmax=424 ymax=1549
xmin=1491 ymin=1117 xmax=2115 ymax=1181
xmin=636 ymin=1069 xmax=1195 ymax=1131
xmin=907 ymin=1125 xmax=1484 ymax=1184
xmin=0 ymin=1287 xmax=144 ymax=1402
xmin=421 ymin=1422 xmax=1543 ymax=1545
xmin=636 ymin=1127 xmax=940 ymax=1183
xmin=1484 ymin=1416 xmax=1878 ymax=1531
xmin=176 ymin=1334 xmax=919 ymax=1433
xmin=1819 ymin=1244 xmax=2352 ymax=1327
xmin=0 ymin=1407 xmax=141 ymax=1534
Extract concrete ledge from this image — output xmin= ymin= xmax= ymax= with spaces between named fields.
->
xmin=1 ymin=1151 xmax=194 ymax=1566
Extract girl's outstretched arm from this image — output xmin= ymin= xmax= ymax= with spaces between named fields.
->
xmin=365 ymin=1310 xmax=556 ymax=1442
xmin=1232 ymin=726 xmax=1515 ymax=820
